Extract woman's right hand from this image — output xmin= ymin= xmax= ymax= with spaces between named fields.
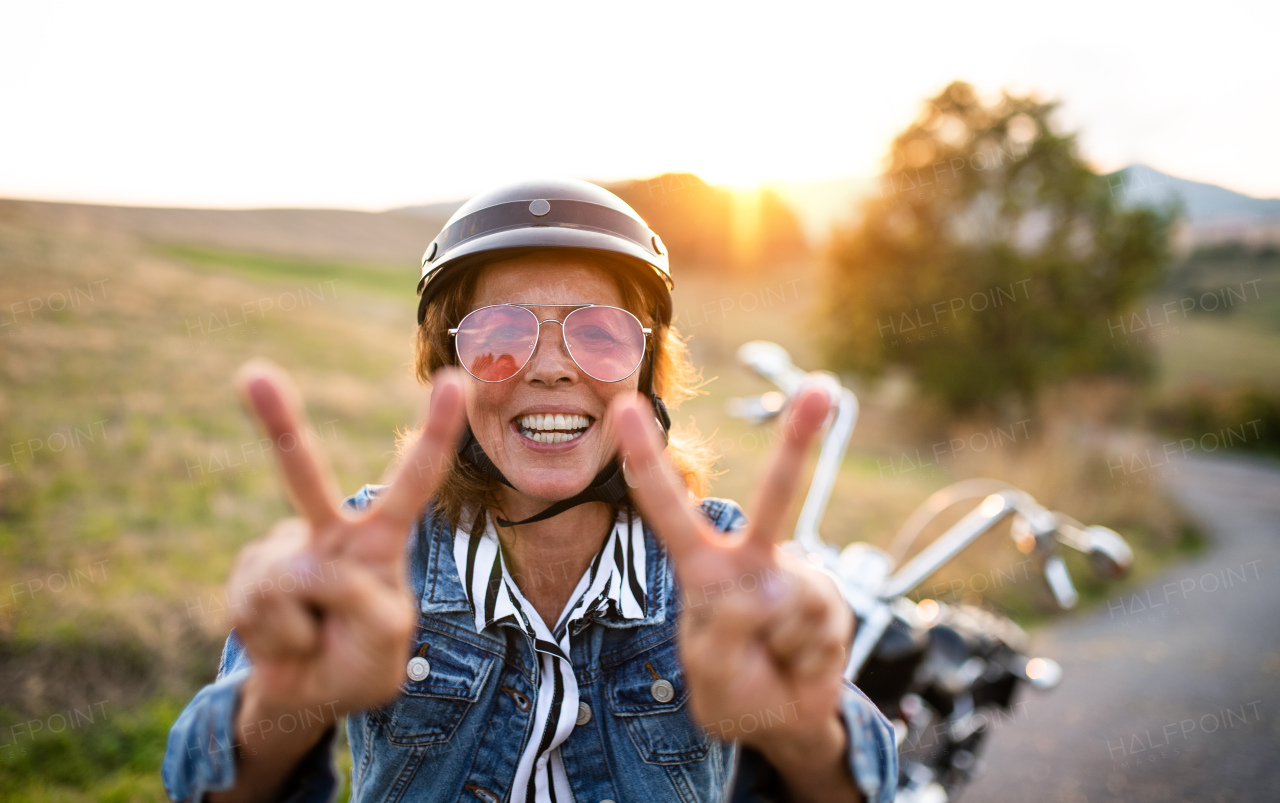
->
xmin=223 ymin=359 xmax=466 ymax=746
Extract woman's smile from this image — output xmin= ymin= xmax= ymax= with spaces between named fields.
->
xmin=511 ymin=411 xmax=596 ymax=447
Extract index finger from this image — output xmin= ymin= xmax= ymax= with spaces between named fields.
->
xmin=609 ymin=394 xmax=705 ymax=564
xmin=745 ymin=385 xmax=831 ymax=550
xmin=235 ymin=358 xmax=341 ymax=529
xmin=370 ymin=368 xmax=468 ymax=531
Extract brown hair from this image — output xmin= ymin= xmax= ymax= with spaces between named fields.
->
xmin=405 ymin=252 xmax=717 ymax=528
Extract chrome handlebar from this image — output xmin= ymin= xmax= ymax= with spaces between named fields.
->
xmin=727 ymin=341 xmax=1132 ymax=622
xmin=731 ymin=342 xmax=860 ymax=563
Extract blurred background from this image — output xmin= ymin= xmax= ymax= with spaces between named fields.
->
xmin=1 ymin=1 xmax=1277 ymax=800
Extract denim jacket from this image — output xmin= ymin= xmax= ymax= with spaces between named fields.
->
xmin=163 ymin=487 xmax=898 ymax=802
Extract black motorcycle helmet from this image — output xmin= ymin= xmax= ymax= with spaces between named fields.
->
xmin=417 ymin=176 xmax=672 ymax=326
xmin=416 ymin=176 xmax=674 ymax=527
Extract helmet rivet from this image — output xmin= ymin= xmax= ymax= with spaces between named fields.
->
xmin=651 ymin=234 xmax=665 ymax=255
xmin=424 ymin=242 xmax=437 ymax=262
xmin=529 ymin=199 xmax=551 ymax=217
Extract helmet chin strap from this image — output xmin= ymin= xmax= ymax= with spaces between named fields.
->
xmin=457 ymin=357 xmax=671 ymax=528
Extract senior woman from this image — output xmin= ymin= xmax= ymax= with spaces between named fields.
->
xmin=163 ymin=178 xmax=897 ymax=803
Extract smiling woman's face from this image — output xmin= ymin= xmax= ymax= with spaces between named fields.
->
xmin=462 ymin=251 xmax=640 ymax=503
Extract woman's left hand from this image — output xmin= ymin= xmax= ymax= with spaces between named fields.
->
xmin=609 ymin=387 xmax=856 ymax=760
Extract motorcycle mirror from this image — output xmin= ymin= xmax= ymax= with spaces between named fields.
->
xmin=1084 ymin=526 xmax=1133 ymax=580
xmin=736 ymin=341 xmax=808 ymax=394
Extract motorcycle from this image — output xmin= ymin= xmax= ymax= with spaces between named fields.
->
xmin=726 ymin=342 xmax=1134 ymax=803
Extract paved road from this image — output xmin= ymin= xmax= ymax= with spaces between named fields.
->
xmin=961 ymin=456 xmax=1280 ymax=803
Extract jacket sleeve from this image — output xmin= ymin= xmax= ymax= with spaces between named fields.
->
xmin=836 ymin=680 xmax=899 ymax=803
xmin=160 ymin=485 xmax=389 ymax=802
xmin=728 ymin=682 xmax=898 ymax=803
xmin=161 ymin=628 xmax=340 ymax=802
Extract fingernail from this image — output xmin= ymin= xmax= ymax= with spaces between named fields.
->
xmin=761 ymin=573 xmax=794 ymax=604
xmin=617 ymin=405 xmax=646 ymax=441
xmin=289 ymin=554 xmax=321 ymax=584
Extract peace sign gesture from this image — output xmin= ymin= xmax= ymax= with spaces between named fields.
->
xmin=217 ymin=359 xmax=466 ymax=777
xmin=610 ymin=387 xmax=856 ymax=765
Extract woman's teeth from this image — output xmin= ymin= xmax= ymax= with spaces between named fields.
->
xmin=517 ymin=413 xmax=591 ymax=444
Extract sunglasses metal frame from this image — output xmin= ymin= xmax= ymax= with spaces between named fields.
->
xmin=448 ymin=303 xmax=652 ymax=383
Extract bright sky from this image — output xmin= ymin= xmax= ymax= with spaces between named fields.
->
xmin=3 ymin=0 xmax=1277 ymax=209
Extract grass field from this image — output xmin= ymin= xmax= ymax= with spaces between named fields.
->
xmin=0 ymin=204 xmax=1253 ymax=799
xmin=1153 ymin=318 xmax=1280 ymax=392
xmin=0 ymin=212 xmax=425 ymax=799
xmin=1149 ymin=244 xmax=1280 ymax=392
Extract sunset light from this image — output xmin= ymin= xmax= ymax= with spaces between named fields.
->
xmin=3 ymin=1 xmax=1277 ymax=208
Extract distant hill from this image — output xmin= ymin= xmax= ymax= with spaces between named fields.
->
xmin=1107 ymin=164 xmax=1280 ymax=220
xmin=1105 ymin=164 xmax=1280 ymax=246
xmin=0 ymin=199 xmax=448 ymax=266
xmin=393 ymin=199 xmax=464 ymax=221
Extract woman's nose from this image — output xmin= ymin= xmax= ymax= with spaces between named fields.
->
xmin=523 ymin=321 xmax=579 ymax=386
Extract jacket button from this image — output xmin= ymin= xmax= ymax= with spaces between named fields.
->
xmin=576 ymin=701 xmax=592 ymax=726
xmin=650 ymin=679 xmax=674 ymax=703
xmin=407 ymin=656 xmax=430 ymax=682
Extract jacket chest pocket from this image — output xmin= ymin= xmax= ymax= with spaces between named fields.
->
xmin=606 ymin=640 xmax=712 ymax=765
xmin=380 ymin=633 xmax=500 ymax=747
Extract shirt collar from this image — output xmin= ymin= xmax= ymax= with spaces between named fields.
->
xmin=419 ymin=506 xmax=672 ymax=632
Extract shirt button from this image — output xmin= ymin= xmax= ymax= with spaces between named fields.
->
xmin=406 ymin=656 xmax=430 ymax=682
xmin=576 ymin=701 xmax=592 ymax=726
xmin=650 ymin=679 xmax=674 ymax=703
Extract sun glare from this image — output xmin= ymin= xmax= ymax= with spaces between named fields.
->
xmin=696 ymin=164 xmax=772 ymax=188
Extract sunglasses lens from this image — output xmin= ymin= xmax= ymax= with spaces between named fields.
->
xmin=455 ymin=306 xmax=537 ymax=381
xmin=564 ymin=307 xmax=646 ymax=381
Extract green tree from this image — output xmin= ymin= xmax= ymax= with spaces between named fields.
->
xmin=822 ymin=81 xmax=1175 ymax=409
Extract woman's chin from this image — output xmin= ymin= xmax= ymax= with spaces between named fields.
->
xmin=506 ymin=468 xmax=603 ymax=504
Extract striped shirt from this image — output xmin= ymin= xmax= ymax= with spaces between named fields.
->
xmin=452 ymin=506 xmax=648 ymax=803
